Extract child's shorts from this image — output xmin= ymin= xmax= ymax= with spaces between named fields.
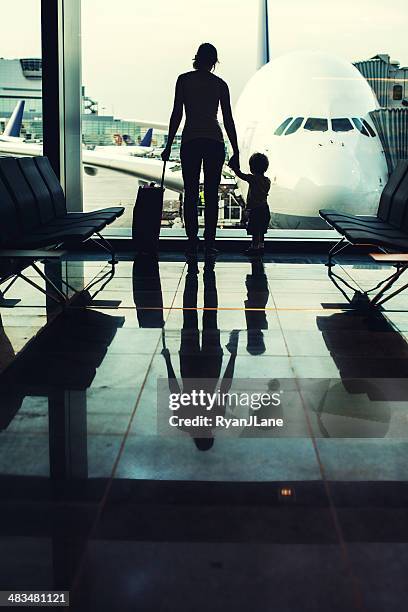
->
xmin=246 ymin=204 xmax=271 ymax=235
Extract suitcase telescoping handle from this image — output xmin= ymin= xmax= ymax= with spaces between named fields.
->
xmin=160 ymin=161 xmax=167 ymax=190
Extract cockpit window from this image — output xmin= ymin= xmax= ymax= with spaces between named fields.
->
xmin=352 ymin=118 xmax=376 ymax=137
xmin=274 ymin=117 xmax=293 ymax=136
xmin=284 ymin=117 xmax=304 ymax=135
xmin=362 ymin=119 xmax=376 ymax=137
xmin=332 ymin=118 xmax=353 ymax=132
xmin=304 ymin=118 xmax=328 ymax=132
xmin=352 ymin=118 xmax=370 ymax=136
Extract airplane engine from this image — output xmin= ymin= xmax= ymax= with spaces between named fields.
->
xmin=84 ymin=166 xmax=98 ymax=177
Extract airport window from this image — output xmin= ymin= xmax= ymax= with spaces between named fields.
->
xmin=362 ymin=119 xmax=376 ymax=137
xmin=304 ymin=118 xmax=328 ymax=132
xmin=352 ymin=118 xmax=370 ymax=136
xmin=331 ymin=118 xmax=353 ymax=132
xmin=0 ymin=3 xmax=42 ymax=144
xmin=274 ymin=117 xmax=293 ymax=135
xmin=284 ymin=117 xmax=304 ymax=135
xmin=393 ymin=84 xmax=403 ymax=100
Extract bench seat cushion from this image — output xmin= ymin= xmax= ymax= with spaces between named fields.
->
xmin=14 ymin=226 xmax=96 ymax=249
xmin=36 ymin=217 xmax=107 ymax=233
xmin=343 ymin=227 xmax=408 ymax=251
xmin=320 ymin=211 xmax=389 ymax=228
xmin=66 ymin=207 xmax=124 ymax=220
xmin=326 ymin=218 xmax=400 ymax=234
xmin=320 ymin=210 xmax=378 ymax=223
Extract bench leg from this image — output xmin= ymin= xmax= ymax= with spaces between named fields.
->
xmin=92 ymin=233 xmax=118 ymax=266
xmin=325 ymin=239 xmax=408 ymax=309
xmin=326 ymin=237 xmax=348 ymax=270
xmin=17 ymin=270 xmax=67 ymax=304
xmin=0 ymin=274 xmax=19 ymax=298
xmin=324 ymin=238 xmax=376 ymax=308
xmin=369 ymin=264 xmax=408 ymax=307
xmin=83 ymin=264 xmax=117 ymax=300
xmin=29 ymin=262 xmax=69 ymax=303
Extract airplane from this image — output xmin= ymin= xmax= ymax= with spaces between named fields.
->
xmin=0 ymin=103 xmax=234 ymax=192
xmin=234 ymin=46 xmax=388 ymax=229
xmin=0 ymin=0 xmax=389 ymax=228
xmin=90 ymin=127 xmax=155 ymax=157
xmin=0 ymin=100 xmax=25 ymax=142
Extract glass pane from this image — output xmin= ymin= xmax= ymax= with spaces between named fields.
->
xmin=304 ymin=118 xmax=329 ymax=132
xmin=331 ymin=118 xmax=353 ymax=132
xmin=393 ymin=84 xmax=403 ymax=100
xmin=81 ymin=1 xmax=253 ymax=233
xmin=362 ymin=119 xmax=376 ymax=137
xmin=274 ymin=117 xmax=293 ymax=135
xmin=352 ymin=117 xmax=369 ymax=136
xmin=0 ymin=3 xmax=42 ymax=145
xmin=284 ymin=117 xmax=304 ymax=135
xmin=76 ymin=0 xmax=403 ymax=236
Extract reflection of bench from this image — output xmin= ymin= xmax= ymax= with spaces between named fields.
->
xmin=0 ymin=156 xmax=124 ymax=304
xmin=0 ymin=309 xmax=125 ymax=431
xmin=320 ymin=160 xmax=408 ymax=307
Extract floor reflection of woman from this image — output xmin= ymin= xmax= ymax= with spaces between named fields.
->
xmin=161 ymin=261 xmax=238 ymax=450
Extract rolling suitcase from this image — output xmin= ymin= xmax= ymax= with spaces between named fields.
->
xmin=132 ymin=162 xmax=166 ymax=253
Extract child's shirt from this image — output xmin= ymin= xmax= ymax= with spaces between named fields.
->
xmin=246 ymin=174 xmax=271 ymax=209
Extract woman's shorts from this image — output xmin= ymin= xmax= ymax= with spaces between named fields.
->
xmin=246 ymin=204 xmax=271 ymax=235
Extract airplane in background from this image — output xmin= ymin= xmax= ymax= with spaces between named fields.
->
xmin=0 ymin=0 xmax=389 ymax=228
xmin=91 ymin=127 xmax=155 ymax=157
xmin=0 ymin=102 xmax=234 ymax=192
xmin=0 ymin=100 xmax=25 ymax=143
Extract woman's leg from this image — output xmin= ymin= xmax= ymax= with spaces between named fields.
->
xmin=253 ymin=233 xmax=262 ymax=248
xmin=180 ymin=140 xmax=202 ymax=244
xmin=202 ymin=140 xmax=225 ymax=247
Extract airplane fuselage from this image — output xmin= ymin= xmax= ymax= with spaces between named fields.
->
xmin=234 ymin=51 xmax=388 ymax=229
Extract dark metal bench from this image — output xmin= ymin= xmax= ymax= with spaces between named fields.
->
xmin=320 ymin=160 xmax=408 ymax=307
xmin=0 ymin=156 xmax=124 ymax=304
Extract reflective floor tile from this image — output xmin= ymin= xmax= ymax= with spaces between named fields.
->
xmin=316 ymin=439 xmax=408 ymax=480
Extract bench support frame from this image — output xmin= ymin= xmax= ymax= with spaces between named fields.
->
xmin=326 ymin=237 xmax=408 ymax=308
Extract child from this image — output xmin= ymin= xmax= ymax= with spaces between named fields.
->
xmin=229 ymin=152 xmax=271 ymax=255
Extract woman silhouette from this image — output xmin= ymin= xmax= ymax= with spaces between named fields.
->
xmin=162 ymin=43 xmax=240 ymax=257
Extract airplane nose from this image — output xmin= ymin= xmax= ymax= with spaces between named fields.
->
xmin=269 ymin=145 xmax=385 ymax=220
xmin=307 ymin=149 xmax=383 ymax=214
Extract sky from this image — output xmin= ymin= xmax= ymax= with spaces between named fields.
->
xmin=2 ymin=0 xmax=408 ymax=122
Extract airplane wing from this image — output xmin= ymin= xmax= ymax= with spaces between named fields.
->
xmin=84 ymin=150 xmax=185 ymax=192
xmin=0 ymin=141 xmax=236 ymax=194
xmin=0 ymin=141 xmax=42 ymax=156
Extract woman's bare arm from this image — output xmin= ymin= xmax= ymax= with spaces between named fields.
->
xmin=220 ymin=81 xmax=239 ymax=159
xmin=162 ymin=76 xmax=183 ymax=160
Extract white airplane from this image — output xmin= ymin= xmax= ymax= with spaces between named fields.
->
xmin=0 ymin=100 xmax=25 ymax=142
xmin=0 ymin=106 xmax=234 ymax=192
xmin=0 ymin=0 xmax=388 ymax=228
xmin=234 ymin=47 xmax=388 ymax=228
xmin=91 ymin=128 xmax=155 ymax=157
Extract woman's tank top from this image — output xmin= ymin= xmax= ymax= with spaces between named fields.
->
xmin=179 ymin=70 xmax=225 ymax=144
